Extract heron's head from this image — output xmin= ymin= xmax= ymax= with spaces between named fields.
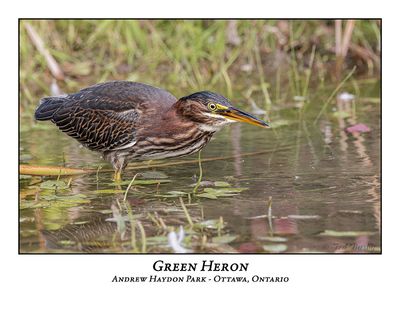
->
xmin=176 ymin=91 xmax=270 ymax=132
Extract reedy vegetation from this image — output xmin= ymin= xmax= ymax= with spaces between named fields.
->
xmin=20 ymin=20 xmax=380 ymax=117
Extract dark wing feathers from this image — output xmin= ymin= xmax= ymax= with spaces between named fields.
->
xmin=34 ymin=81 xmax=177 ymax=152
xmin=68 ymin=81 xmax=177 ymax=111
xmin=51 ymin=106 xmax=138 ymax=151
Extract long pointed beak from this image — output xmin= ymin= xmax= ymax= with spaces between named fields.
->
xmin=221 ymin=107 xmax=270 ymax=128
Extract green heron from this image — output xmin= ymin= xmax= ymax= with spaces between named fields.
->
xmin=35 ymin=81 xmax=269 ymax=180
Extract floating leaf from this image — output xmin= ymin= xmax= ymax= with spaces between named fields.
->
xmin=263 ymin=244 xmax=288 ymax=252
xmin=196 ymin=187 xmax=247 ymax=199
xmin=196 ymin=192 xmax=218 ymax=199
xmin=133 ymin=179 xmax=171 ymax=185
xmin=108 ymin=179 xmax=171 ymax=186
xmin=257 ymin=236 xmax=288 ymax=242
xmin=167 ymin=191 xmax=187 ymax=195
xmin=204 ymin=187 xmax=246 ymax=194
xmin=212 ymin=235 xmax=237 ymax=244
xmin=40 ymin=180 xmax=70 ymax=190
xmin=21 ymin=194 xmax=90 ymax=209
xmin=155 ymin=191 xmax=187 ymax=198
xmin=214 ymin=181 xmax=231 ymax=187
xmin=203 ymin=243 xmax=239 ymax=253
xmin=319 ymin=230 xmax=375 ymax=237
xmin=141 ymin=171 xmax=169 ymax=179
xmin=189 ymin=180 xmax=215 ymax=187
xmin=41 ymin=193 xmax=88 ymax=201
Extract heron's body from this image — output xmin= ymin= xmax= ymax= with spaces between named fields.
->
xmin=35 ymin=81 xmax=269 ymax=180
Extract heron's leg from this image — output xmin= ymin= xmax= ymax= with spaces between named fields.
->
xmin=113 ymin=170 xmax=122 ymax=182
xmin=108 ymin=152 xmax=126 ymax=182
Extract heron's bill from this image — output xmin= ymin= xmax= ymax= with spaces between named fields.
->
xmin=221 ymin=107 xmax=270 ymax=128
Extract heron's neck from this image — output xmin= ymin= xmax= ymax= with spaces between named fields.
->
xmin=136 ymin=107 xmax=215 ymax=160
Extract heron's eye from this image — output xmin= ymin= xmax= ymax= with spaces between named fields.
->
xmin=208 ymin=103 xmax=217 ymax=111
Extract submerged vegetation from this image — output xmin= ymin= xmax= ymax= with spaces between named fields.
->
xmin=19 ymin=20 xmax=381 ymax=253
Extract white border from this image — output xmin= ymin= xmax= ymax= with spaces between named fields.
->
xmin=2 ymin=0 xmax=398 ymax=307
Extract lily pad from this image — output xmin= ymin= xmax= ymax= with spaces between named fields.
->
xmin=21 ymin=194 xmax=91 ymax=209
xmin=196 ymin=187 xmax=247 ymax=199
xmin=108 ymin=179 xmax=171 ymax=186
xmin=212 ymin=235 xmax=237 ymax=244
xmin=189 ymin=180 xmax=215 ymax=187
xmin=214 ymin=181 xmax=231 ymax=187
xmin=263 ymin=244 xmax=288 ymax=253
xmin=155 ymin=191 xmax=187 ymax=198
xmin=257 ymin=236 xmax=288 ymax=242
xmin=129 ymin=179 xmax=171 ymax=185
xmin=41 ymin=193 xmax=88 ymax=201
xmin=40 ymin=180 xmax=70 ymax=190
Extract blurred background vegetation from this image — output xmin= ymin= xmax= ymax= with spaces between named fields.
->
xmin=19 ymin=19 xmax=380 ymax=118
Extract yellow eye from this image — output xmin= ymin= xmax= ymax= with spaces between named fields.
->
xmin=208 ymin=102 xmax=217 ymax=111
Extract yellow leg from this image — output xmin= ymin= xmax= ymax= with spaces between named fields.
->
xmin=113 ymin=170 xmax=122 ymax=182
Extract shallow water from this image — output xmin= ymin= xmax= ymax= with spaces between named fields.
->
xmin=19 ymin=81 xmax=381 ymax=253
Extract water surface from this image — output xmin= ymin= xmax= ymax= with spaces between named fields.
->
xmin=19 ymin=81 xmax=381 ymax=253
